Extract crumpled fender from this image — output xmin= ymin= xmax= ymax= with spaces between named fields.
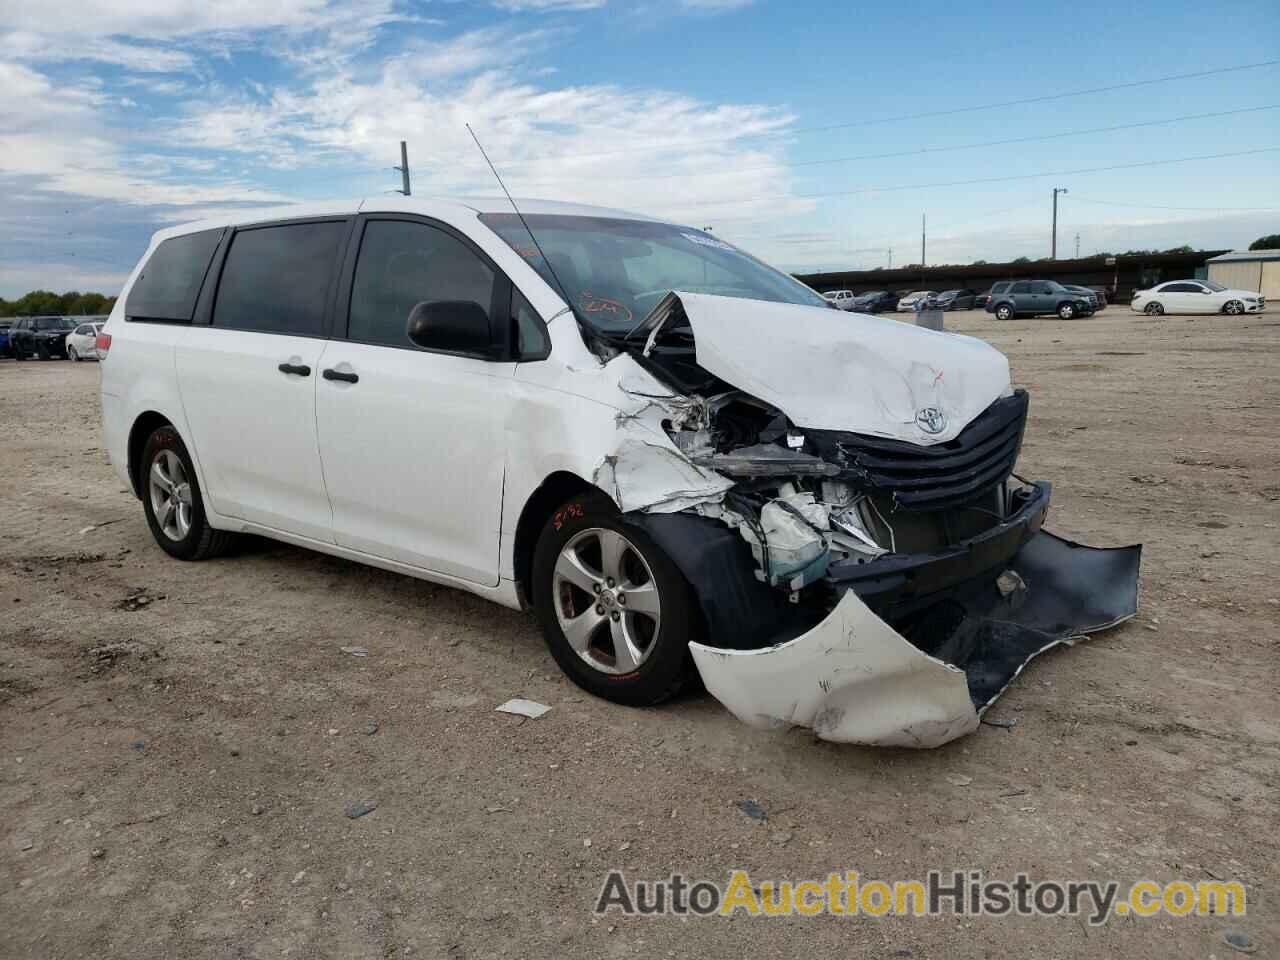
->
xmin=689 ymin=589 xmax=981 ymax=748
xmin=688 ymin=532 xmax=1142 ymax=748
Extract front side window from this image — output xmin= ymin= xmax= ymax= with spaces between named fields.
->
xmin=348 ymin=220 xmax=497 ymax=349
xmin=213 ymin=221 xmax=347 ymax=336
xmin=128 ymin=229 xmax=223 ymax=322
xmin=480 ymin=214 xmax=827 ymax=335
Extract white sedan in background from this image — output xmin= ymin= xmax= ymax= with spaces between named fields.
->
xmin=66 ymin=321 xmax=105 ymax=360
xmin=896 ymin=290 xmax=936 ymax=312
xmin=1130 ymin=280 xmax=1264 ymax=316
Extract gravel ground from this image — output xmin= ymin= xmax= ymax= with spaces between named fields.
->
xmin=1 ymin=307 xmax=1277 ymax=959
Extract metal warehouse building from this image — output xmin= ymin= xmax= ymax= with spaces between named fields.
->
xmin=1206 ymin=249 xmax=1280 ymax=301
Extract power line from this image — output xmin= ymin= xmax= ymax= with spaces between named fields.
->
xmin=505 ymin=104 xmax=1280 ymax=187
xmin=1067 ymin=195 xmax=1280 ymax=213
xmin=663 ymin=146 xmax=1280 ymax=211
xmin=480 ymin=59 xmax=1280 ymax=166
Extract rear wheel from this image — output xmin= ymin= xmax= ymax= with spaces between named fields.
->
xmin=1144 ymin=302 xmax=1164 ymax=315
xmin=1057 ymin=302 xmax=1078 ymax=320
xmin=532 ymin=493 xmax=697 ymax=706
xmin=140 ymin=425 xmax=236 ymax=561
xmin=1223 ymin=300 xmax=1243 ymax=315
xmin=995 ymin=304 xmax=1015 ymax=321
xmin=68 ymin=345 xmax=80 ymax=361
xmin=36 ymin=342 xmax=50 ymax=360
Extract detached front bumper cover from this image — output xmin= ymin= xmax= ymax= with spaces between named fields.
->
xmin=687 ymin=531 xmax=1141 ymax=748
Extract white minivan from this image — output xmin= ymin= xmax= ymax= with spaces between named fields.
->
xmin=99 ymin=197 xmax=1140 ymax=748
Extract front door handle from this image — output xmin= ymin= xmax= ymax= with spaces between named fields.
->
xmin=278 ymin=362 xmax=311 ymax=376
xmin=322 ymin=368 xmax=359 ymax=384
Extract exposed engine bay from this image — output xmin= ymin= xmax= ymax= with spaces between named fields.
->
xmin=588 ymin=291 xmax=1141 ymax=748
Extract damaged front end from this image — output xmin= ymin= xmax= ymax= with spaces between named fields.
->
xmin=603 ymin=292 xmax=1141 ymax=748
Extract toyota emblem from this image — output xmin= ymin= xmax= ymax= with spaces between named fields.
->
xmin=915 ymin=407 xmax=947 ymax=435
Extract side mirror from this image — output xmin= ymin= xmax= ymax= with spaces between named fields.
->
xmin=406 ymin=300 xmax=496 ymax=357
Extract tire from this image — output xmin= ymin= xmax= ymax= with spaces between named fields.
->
xmin=994 ymin=303 xmax=1015 ymax=321
xmin=12 ymin=344 xmax=23 ymax=361
xmin=531 ymin=492 xmax=697 ymax=707
xmin=68 ymin=345 xmax=79 ymax=361
xmin=1223 ymin=300 xmax=1243 ymax=316
xmin=36 ymin=342 xmax=50 ymax=360
xmin=139 ymin=424 xmax=236 ymax=561
xmin=1057 ymin=302 xmax=1077 ymax=320
xmin=1144 ymin=302 xmax=1164 ymax=315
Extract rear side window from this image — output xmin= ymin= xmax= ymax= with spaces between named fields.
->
xmin=127 ymin=228 xmax=223 ymax=322
xmin=1010 ymin=282 xmax=1030 ymax=294
xmin=347 ymin=219 xmax=497 ymax=349
xmin=213 ymin=221 xmax=347 ymax=336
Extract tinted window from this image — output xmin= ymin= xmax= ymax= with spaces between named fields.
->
xmin=513 ymin=289 xmax=549 ymax=358
xmin=1010 ymin=282 xmax=1031 ymax=294
xmin=128 ymin=229 xmax=222 ymax=322
xmin=213 ymin=221 xmax=346 ymax=335
xmin=1163 ymin=283 xmax=1198 ymax=293
xmin=348 ymin=220 xmax=496 ymax=348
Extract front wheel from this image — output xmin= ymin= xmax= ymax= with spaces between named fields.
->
xmin=1144 ymin=302 xmax=1164 ymax=315
xmin=995 ymin=304 xmax=1015 ymax=321
xmin=140 ymin=425 xmax=236 ymax=561
xmin=532 ymin=494 xmax=697 ymax=706
xmin=68 ymin=345 xmax=79 ymax=361
xmin=1223 ymin=300 xmax=1243 ymax=315
xmin=36 ymin=342 xmax=50 ymax=360
xmin=1057 ymin=302 xmax=1077 ymax=320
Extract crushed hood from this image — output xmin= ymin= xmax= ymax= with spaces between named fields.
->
xmin=646 ymin=292 xmax=1012 ymax=444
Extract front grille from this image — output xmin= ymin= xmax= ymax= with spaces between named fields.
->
xmin=808 ymin=390 xmax=1029 ymax=511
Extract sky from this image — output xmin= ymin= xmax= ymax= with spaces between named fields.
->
xmin=1 ymin=0 xmax=1278 ymax=296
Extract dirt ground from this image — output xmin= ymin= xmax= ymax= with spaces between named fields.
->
xmin=1 ymin=307 xmax=1277 ymax=959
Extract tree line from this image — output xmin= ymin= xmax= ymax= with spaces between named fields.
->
xmin=0 ymin=290 xmax=117 ymax=318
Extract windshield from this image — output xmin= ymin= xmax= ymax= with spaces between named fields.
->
xmin=35 ymin=317 xmax=75 ymax=330
xmin=1203 ymin=280 xmax=1226 ymax=292
xmin=479 ymin=214 xmax=828 ymax=333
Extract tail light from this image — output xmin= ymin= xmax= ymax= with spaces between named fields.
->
xmin=96 ymin=332 xmax=112 ymax=356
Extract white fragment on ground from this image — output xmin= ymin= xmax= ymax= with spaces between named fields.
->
xmin=495 ymin=698 xmax=551 ymax=719
xmin=339 ymin=646 xmax=369 ymax=657
xmin=946 ymin=773 xmax=973 ymax=787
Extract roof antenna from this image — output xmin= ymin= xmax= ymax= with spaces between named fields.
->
xmin=465 ymin=123 xmax=575 ymax=317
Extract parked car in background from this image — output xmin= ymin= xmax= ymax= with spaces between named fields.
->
xmin=9 ymin=316 xmax=76 ymax=359
xmin=986 ymin=280 xmax=1093 ymax=320
xmin=1130 ymin=279 xmax=1265 ymax=316
xmin=976 ymin=281 xmax=1012 ymax=311
xmin=822 ymin=289 xmax=857 ymax=310
xmin=1062 ymin=285 xmax=1104 ymax=311
xmin=896 ymin=290 xmax=936 ymax=312
xmin=850 ymin=290 xmax=898 ymax=313
xmin=930 ymin=289 xmax=977 ymax=311
xmin=0 ymin=320 xmax=11 ymax=358
xmin=66 ymin=321 xmax=106 ymax=361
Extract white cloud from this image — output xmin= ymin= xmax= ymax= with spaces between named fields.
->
xmin=164 ymin=27 xmax=806 ymax=224
xmin=0 ymin=62 xmax=288 ymax=207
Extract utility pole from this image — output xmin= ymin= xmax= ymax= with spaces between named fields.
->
xmin=920 ymin=214 xmax=926 ymax=269
xmin=887 ymin=247 xmax=892 ymax=270
xmin=1051 ymin=187 xmax=1068 ymax=258
xmin=1074 ymin=233 xmax=1080 ymax=258
xmin=394 ymin=141 xmax=411 ymax=196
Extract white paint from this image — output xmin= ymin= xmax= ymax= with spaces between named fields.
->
xmin=688 ymin=590 xmax=981 ymax=748
xmin=670 ymin=292 xmax=1011 ymax=443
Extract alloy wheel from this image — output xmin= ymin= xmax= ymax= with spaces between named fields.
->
xmin=148 ymin=449 xmax=194 ymax=542
xmin=552 ymin=527 xmax=662 ymax=675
